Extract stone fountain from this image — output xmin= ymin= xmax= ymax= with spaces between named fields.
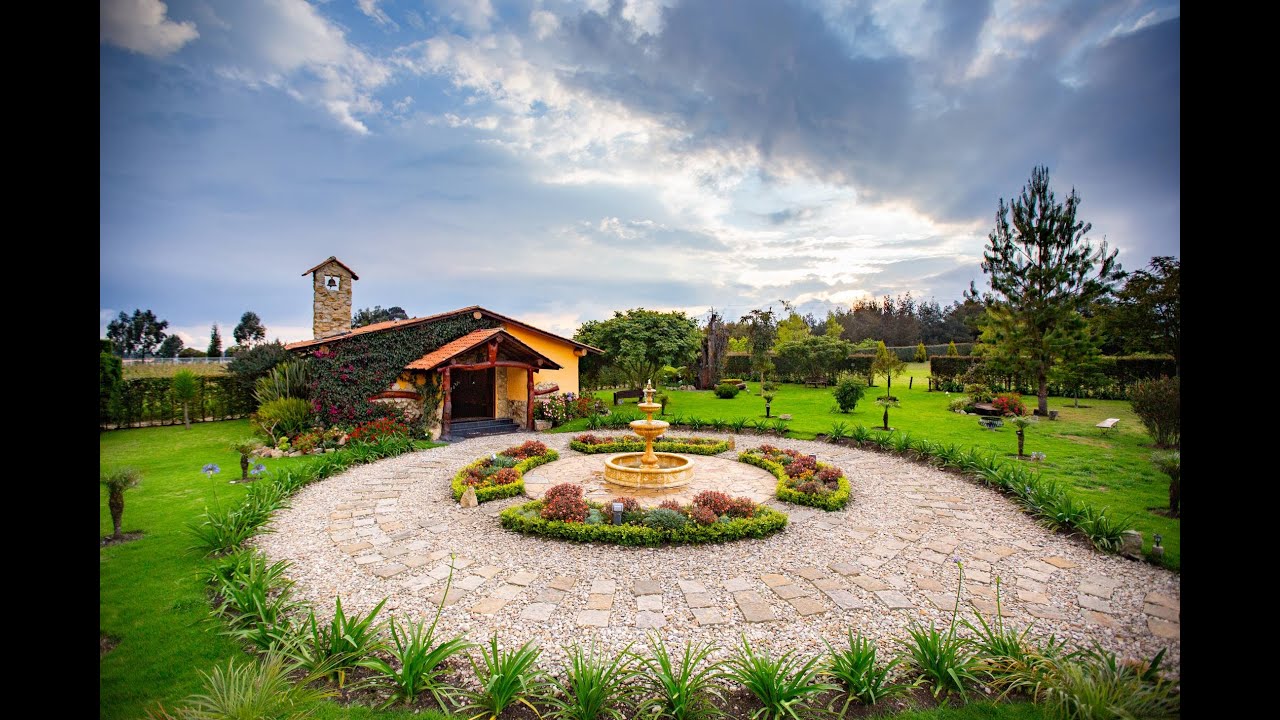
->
xmin=603 ymin=380 xmax=694 ymax=488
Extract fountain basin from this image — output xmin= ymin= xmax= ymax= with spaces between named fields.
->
xmin=604 ymin=452 xmax=694 ymax=488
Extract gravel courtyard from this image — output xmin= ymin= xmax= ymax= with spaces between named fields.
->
xmin=255 ymin=430 xmax=1181 ymax=675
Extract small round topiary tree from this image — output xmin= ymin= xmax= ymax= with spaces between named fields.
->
xmin=832 ymin=373 xmax=866 ymax=413
xmin=100 ymin=467 xmax=141 ymax=540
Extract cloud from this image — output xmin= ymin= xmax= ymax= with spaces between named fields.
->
xmin=187 ymin=0 xmax=392 ymax=134
xmin=100 ymin=0 xmax=199 ymax=57
xmin=356 ymin=0 xmax=398 ymax=30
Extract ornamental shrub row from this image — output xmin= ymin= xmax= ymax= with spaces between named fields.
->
xmin=738 ymin=447 xmax=852 ymax=511
xmin=929 ymin=355 xmax=1176 ymax=399
xmin=500 ymin=499 xmax=788 ymax=546
xmin=450 ymin=441 xmax=559 ymax=503
xmin=724 ymin=353 xmax=878 ymax=385
xmin=569 ymin=434 xmax=732 ymax=455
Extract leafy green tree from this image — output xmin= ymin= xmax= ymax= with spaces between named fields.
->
xmin=158 ymin=334 xmax=184 ymax=358
xmin=776 ymin=335 xmax=853 ymax=386
xmin=946 ymin=341 xmax=958 ymax=356
xmin=739 ymin=308 xmax=778 ymax=385
xmin=352 ymin=305 xmax=409 ymax=328
xmin=727 ymin=337 xmax=749 ymax=353
xmin=914 ymin=341 xmax=927 ymax=363
xmin=106 ymin=309 xmax=169 ymax=357
xmin=872 ymin=341 xmax=906 ymax=398
xmin=575 ymin=309 xmax=702 ymax=390
xmin=179 ymin=347 xmax=206 ymax=358
xmin=824 ymin=315 xmax=843 ymax=338
xmin=1107 ymin=256 xmax=1180 ymax=374
xmin=233 ymin=311 xmax=267 ymax=347
xmin=207 ymin=324 xmax=223 ymax=358
xmin=832 ymin=373 xmax=866 ymax=413
xmin=100 ymin=348 xmax=123 ymax=427
xmin=774 ymin=312 xmax=811 ymax=348
xmin=172 ymin=369 xmax=200 ymax=429
xmin=100 ymin=467 xmax=141 ymax=540
xmin=980 ymin=166 xmax=1123 ymax=415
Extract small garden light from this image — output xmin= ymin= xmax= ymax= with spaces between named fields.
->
xmin=1151 ymin=533 xmax=1165 ymax=560
xmin=611 ymin=501 xmax=624 ymax=525
xmin=1154 ymin=533 xmax=1163 ymax=547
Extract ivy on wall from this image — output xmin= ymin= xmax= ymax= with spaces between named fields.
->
xmin=305 ymin=316 xmax=499 ymax=430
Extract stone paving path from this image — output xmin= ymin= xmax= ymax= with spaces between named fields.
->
xmin=256 ymin=430 xmax=1181 ymax=675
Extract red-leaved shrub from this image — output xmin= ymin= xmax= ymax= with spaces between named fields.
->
xmin=491 ymin=468 xmax=520 ymax=485
xmin=612 ymin=496 xmax=641 ymax=513
xmin=658 ymin=499 xmax=684 ymax=513
xmin=991 ymin=393 xmax=1027 ymax=417
xmin=690 ymin=506 xmax=718 ymax=525
xmin=503 ymin=440 xmax=549 ymax=460
xmin=692 ymin=490 xmax=732 ymax=516
xmin=726 ymin=497 xmax=756 ymax=518
xmin=540 ymin=483 xmax=587 ymax=522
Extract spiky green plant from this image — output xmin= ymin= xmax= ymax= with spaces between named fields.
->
xmin=461 ymin=636 xmax=551 ymax=720
xmin=724 ymin=635 xmax=837 ymax=720
xmin=636 ymin=636 xmax=725 ymax=720
xmin=823 ymin=630 xmax=912 ymax=714
xmin=176 ymin=652 xmax=331 ymax=720
xmin=546 ymin=641 xmax=641 ymax=720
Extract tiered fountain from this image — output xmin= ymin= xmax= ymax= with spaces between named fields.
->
xmin=603 ymin=380 xmax=694 ymax=488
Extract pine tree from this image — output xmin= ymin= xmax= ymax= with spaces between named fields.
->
xmin=207 ymin=324 xmax=223 ymax=358
xmin=914 ymin=341 xmax=927 ymax=363
xmin=946 ymin=341 xmax=958 ymax=356
xmin=980 ymin=166 xmax=1123 ymax=415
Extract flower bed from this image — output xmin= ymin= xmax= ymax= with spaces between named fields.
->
xmin=738 ymin=445 xmax=851 ymax=511
xmin=500 ymin=485 xmax=787 ymax=546
xmin=569 ymin=434 xmax=731 ymax=455
xmin=450 ymin=440 xmax=559 ymax=503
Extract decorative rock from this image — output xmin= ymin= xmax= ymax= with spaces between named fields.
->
xmin=460 ymin=487 xmax=478 ymax=508
xmin=1120 ymin=530 xmax=1144 ymax=559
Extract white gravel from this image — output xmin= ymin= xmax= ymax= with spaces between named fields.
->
xmin=254 ymin=430 xmax=1181 ymax=677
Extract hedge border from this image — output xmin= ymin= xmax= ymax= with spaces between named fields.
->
xmin=738 ymin=450 xmax=852 ymax=511
xmin=499 ymin=500 xmax=788 ymax=546
xmin=569 ymin=437 xmax=732 ymax=455
xmin=449 ymin=450 xmax=559 ymax=503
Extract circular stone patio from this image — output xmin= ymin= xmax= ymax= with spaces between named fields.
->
xmin=522 ymin=454 xmax=777 ymax=504
xmin=255 ymin=430 xmax=1181 ymax=676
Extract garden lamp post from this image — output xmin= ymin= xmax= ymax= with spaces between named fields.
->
xmin=612 ymin=502 xmax=624 ymax=525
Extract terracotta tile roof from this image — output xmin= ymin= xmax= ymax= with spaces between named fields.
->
xmin=301 ymin=256 xmax=359 ymax=280
xmin=284 ymin=305 xmax=603 ymax=353
xmin=404 ymin=328 xmax=561 ymax=371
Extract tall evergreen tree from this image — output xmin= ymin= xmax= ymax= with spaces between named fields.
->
xmin=207 ymin=324 xmax=223 ymax=358
xmin=980 ymin=166 xmax=1123 ymax=415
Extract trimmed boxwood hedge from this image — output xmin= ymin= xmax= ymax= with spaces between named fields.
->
xmin=499 ymin=500 xmax=788 ymax=546
xmin=450 ymin=450 xmax=559 ymax=503
xmin=569 ymin=436 xmax=731 ymax=455
xmin=739 ymin=451 xmax=852 ymax=511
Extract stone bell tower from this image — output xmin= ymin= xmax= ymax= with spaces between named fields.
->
xmin=302 ymin=256 xmax=358 ymax=339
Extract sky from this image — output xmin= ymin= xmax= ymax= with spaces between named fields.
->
xmin=100 ymin=0 xmax=1180 ymax=347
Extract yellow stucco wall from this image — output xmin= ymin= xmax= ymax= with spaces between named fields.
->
xmin=506 ymin=367 xmax=526 ymax=401
xmin=501 ymin=324 xmax=582 ymax=395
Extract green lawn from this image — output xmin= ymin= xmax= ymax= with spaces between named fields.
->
xmin=573 ymin=363 xmax=1179 ymax=569
xmin=99 ymin=421 xmax=442 ymax=719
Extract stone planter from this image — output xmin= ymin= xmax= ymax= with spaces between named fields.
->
xmin=534 ymin=419 xmax=552 ymax=431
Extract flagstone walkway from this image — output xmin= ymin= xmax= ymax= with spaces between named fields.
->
xmin=256 ymin=430 xmax=1180 ymax=675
